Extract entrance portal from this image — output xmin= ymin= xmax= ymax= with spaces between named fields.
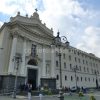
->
xmin=28 ymin=69 xmax=37 ymax=90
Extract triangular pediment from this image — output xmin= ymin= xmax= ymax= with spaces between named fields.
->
xmin=16 ymin=22 xmax=54 ymax=39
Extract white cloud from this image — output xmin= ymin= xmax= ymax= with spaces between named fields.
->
xmin=0 ymin=0 xmax=91 ymax=29
xmin=76 ymin=26 xmax=100 ymax=57
xmin=0 ymin=0 xmax=100 ymax=57
xmin=39 ymin=0 xmax=90 ymax=36
xmin=0 ymin=0 xmax=37 ymax=16
xmin=0 ymin=22 xmax=3 ymax=28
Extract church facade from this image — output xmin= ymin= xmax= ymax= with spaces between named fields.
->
xmin=0 ymin=11 xmax=100 ymax=90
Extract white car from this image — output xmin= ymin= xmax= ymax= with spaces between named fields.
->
xmin=70 ymin=87 xmax=77 ymax=92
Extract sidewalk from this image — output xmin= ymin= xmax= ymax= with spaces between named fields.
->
xmin=1 ymin=92 xmax=100 ymax=100
xmin=0 ymin=95 xmax=59 ymax=100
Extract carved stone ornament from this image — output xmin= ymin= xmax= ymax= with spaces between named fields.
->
xmin=12 ymin=31 xmax=19 ymax=38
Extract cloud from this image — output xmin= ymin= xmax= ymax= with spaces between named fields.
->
xmin=0 ymin=0 xmax=100 ymax=57
xmin=0 ymin=21 xmax=3 ymax=28
xmin=39 ymin=0 xmax=90 ymax=36
xmin=76 ymin=26 xmax=100 ymax=57
xmin=39 ymin=0 xmax=96 ymax=49
xmin=0 ymin=0 xmax=37 ymax=16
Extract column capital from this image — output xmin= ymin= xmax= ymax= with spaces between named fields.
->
xmin=11 ymin=31 xmax=19 ymax=38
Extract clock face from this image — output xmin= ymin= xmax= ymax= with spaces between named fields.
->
xmin=61 ymin=36 xmax=67 ymax=43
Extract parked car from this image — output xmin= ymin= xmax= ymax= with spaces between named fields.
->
xmin=70 ymin=87 xmax=77 ymax=92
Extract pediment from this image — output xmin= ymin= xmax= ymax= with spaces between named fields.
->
xmin=17 ymin=22 xmax=54 ymax=39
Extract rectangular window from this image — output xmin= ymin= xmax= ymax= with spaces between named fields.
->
xmin=75 ymin=57 xmax=77 ymax=62
xmin=88 ymin=78 xmax=90 ymax=82
xmin=84 ymin=67 xmax=86 ymax=72
xmin=86 ymin=61 xmax=88 ymax=65
xmin=65 ymin=76 xmax=67 ymax=81
xmin=46 ymin=63 xmax=50 ymax=74
xmin=87 ymin=68 xmax=89 ymax=72
xmin=69 ymin=55 xmax=71 ymax=61
xmin=56 ymin=51 xmax=58 ymax=57
xmin=74 ymin=50 xmax=76 ymax=54
xmin=85 ymin=77 xmax=87 ymax=81
xmin=56 ymin=61 xmax=58 ymax=67
xmin=70 ymin=64 xmax=72 ymax=70
xmin=31 ymin=44 xmax=36 ymax=57
xmin=79 ymin=66 xmax=81 ymax=71
xmin=64 ymin=62 xmax=66 ymax=68
xmin=83 ymin=60 xmax=84 ymax=64
xmin=71 ymin=76 xmax=73 ymax=81
xmin=81 ymin=77 xmax=82 ymax=82
xmin=78 ymin=58 xmax=80 ymax=63
xmin=63 ymin=53 xmax=66 ymax=59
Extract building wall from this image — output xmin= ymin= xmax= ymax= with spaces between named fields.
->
xmin=0 ymin=26 xmax=12 ymax=75
xmin=0 ymin=12 xmax=100 ymax=90
xmin=55 ymin=47 xmax=100 ymax=89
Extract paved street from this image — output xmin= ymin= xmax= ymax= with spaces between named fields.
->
xmin=0 ymin=92 xmax=100 ymax=100
xmin=0 ymin=95 xmax=59 ymax=100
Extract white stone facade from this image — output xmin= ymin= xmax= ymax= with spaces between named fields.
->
xmin=0 ymin=11 xmax=100 ymax=90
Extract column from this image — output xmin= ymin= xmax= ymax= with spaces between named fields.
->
xmin=51 ymin=45 xmax=55 ymax=78
xmin=42 ymin=47 xmax=46 ymax=77
xmin=20 ymin=38 xmax=26 ymax=76
xmin=8 ymin=33 xmax=18 ymax=74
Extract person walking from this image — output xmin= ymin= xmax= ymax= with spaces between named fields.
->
xmin=27 ymin=83 xmax=32 ymax=100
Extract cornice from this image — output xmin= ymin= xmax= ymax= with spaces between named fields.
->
xmin=9 ymin=20 xmax=53 ymax=36
xmin=0 ymin=22 xmax=9 ymax=33
xmin=8 ymin=21 xmax=54 ymax=39
xmin=13 ymin=29 xmax=52 ymax=46
xmin=70 ymin=46 xmax=100 ymax=61
xmin=19 ymin=24 xmax=53 ymax=39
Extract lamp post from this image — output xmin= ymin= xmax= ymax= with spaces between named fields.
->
xmin=71 ymin=66 xmax=79 ymax=91
xmin=94 ymin=70 xmax=98 ymax=89
xmin=12 ymin=56 xmax=22 ymax=98
xmin=52 ymin=31 xmax=69 ymax=100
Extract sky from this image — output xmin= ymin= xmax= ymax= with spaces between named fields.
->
xmin=0 ymin=0 xmax=100 ymax=57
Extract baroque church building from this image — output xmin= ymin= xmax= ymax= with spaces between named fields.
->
xmin=0 ymin=11 xmax=100 ymax=90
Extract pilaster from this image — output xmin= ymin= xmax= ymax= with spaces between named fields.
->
xmin=20 ymin=38 xmax=26 ymax=76
xmin=42 ymin=46 xmax=46 ymax=77
xmin=8 ymin=32 xmax=18 ymax=74
xmin=51 ymin=45 xmax=56 ymax=78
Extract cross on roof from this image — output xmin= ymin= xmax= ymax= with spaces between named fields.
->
xmin=35 ymin=8 xmax=38 ymax=12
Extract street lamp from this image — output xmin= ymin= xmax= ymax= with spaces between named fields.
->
xmin=71 ymin=66 xmax=79 ymax=91
xmin=12 ymin=56 xmax=22 ymax=98
xmin=94 ymin=70 xmax=98 ymax=89
xmin=52 ymin=31 xmax=69 ymax=100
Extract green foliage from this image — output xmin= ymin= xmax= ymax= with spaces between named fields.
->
xmin=90 ymin=95 xmax=96 ymax=100
xmin=78 ymin=92 xmax=84 ymax=97
xmin=43 ymin=88 xmax=52 ymax=95
xmin=47 ymin=90 xmax=52 ymax=95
